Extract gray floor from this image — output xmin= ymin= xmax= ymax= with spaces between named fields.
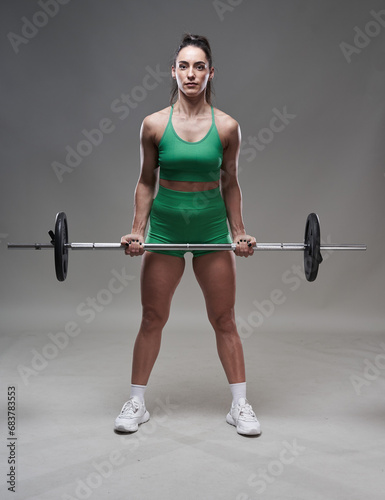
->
xmin=1 ymin=313 xmax=384 ymax=500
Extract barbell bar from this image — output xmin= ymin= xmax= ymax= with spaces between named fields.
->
xmin=7 ymin=211 xmax=366 ymax=283
xmin=9 ymin=243 xmax=365 ymax=251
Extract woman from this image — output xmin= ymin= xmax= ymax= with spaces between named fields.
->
xmin=115 ymin=34 xmax=261 ymax=436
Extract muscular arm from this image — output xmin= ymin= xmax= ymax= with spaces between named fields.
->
xmin=131 ymin=116 xmax=159 ymax=236
xmin=220 ymin=120 xmax=246 ymax=239
xmin=220 ymin=118 xmax=256 ymax=257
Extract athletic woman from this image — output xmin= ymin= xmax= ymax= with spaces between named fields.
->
xmin=115 ymin=34 xmax=261 ymax=436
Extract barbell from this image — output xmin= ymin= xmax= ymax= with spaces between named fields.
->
xmin=7 ymin=211 xmax=366 ymax=282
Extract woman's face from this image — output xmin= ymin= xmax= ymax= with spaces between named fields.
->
xmin=172 ymin=46 xmax=214 ymax=100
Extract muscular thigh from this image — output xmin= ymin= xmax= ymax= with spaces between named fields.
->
xmin=141 ymin=251 xmax=185 ymax=312
xmin=192 ymin=251 xmax=236 ymax=316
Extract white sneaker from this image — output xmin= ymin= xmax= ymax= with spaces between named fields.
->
xmin=114 ymin=396 xmax=150 ymax=433
xmin=226 ymin=398 xmax=261 ymax=436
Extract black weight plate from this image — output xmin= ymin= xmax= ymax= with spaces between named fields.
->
xmin=304 ymin=213 xmax=323 ymax=282
xmin=54 ymin=212 xmax=68 ymax=281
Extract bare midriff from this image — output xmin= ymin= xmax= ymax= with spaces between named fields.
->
xmin=159 ymin=179 xmax=220 ymax=192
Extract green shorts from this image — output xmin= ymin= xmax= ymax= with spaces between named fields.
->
xmin=145 ymin=185 xmax=232 ymax=258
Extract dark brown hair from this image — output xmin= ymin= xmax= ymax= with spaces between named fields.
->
xmin=170 ymin=33 xmax=214 ymax=105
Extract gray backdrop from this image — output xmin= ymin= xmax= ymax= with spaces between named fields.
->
xmin=1 ymin=1 xmax=385 ymax=499
xmin=1 ymin=0 xmax=383 ymax=332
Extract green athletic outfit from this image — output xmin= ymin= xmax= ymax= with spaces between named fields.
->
xmin=145 ymin=105 xmax=232 ymax=258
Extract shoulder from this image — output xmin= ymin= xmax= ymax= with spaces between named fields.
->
xmin=213 ymin=108 xmax=241 ymax=148
xmin=141 ymin=106 xmax=171 ymax=143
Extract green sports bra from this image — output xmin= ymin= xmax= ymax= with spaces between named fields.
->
xmin=158 ymin=105 xmax=223 ymax=182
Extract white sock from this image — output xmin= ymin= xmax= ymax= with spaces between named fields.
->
xmin=130 ymin=384 xmax=147 ymax=402
xmin=230 ymin=382 xmax=246 ymax=405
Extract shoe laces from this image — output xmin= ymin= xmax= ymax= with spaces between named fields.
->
xmin=120 ymin=398 xmax=140 ymax=417
xmin=238 ymin=400 xmax=257 ymax=421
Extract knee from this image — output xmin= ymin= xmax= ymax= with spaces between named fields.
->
xmin=141 ymin=307 xmax=169 ymax=332
xmin=209 ymin=310 xmax=236 ymax=335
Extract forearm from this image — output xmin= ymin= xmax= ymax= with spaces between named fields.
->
xmin=222 ymin=181 xmax=246 ymax=238
xmin=131 ymin=181 xmax=156 ymax=236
